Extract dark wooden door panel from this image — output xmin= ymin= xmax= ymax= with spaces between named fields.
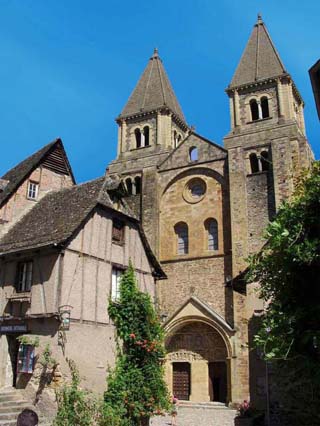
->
xmin=173 ymin=362 xmax=190 ymax=400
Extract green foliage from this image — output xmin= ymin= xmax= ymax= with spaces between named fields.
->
xmin=247 ymin=161 xmax=320 ymax=366
xmin=39 ymin=344 xmax=57 ymax=369
xmin=17 ymin=335 xmax=40 ymax=347
xmin=103 ymin=262 xmax=170 ymax=426
xmin=53 ymin=359 xmax=100 ymax=426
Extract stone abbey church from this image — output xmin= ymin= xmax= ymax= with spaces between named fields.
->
xmin=0 ymin=16 xmax=313 ymax=408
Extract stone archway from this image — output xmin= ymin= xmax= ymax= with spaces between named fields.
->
xmin=165 ymin=321 xmax=230 ymax=403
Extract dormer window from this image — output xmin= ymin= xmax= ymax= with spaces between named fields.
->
xmin=27 ymin=181 xmax=38 ymax=200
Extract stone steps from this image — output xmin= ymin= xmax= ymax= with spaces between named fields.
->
xmin=0 ymin=387 xmax=52 ymax=426
xmin=179 ymin=401 xmax=232 ymax=410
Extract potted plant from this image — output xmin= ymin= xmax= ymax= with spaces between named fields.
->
xmin=234 ymin=400 xmax=254 ymax=426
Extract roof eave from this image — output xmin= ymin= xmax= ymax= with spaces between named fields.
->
xmin=116 ymin=107 xmax=188 ymax=130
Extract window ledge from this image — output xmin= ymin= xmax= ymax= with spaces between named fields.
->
xmin=247 ymin=171 xmax=268 ymax=177
xmin=7 ymin=292 xmax=31 ymax=302
xmin=112 ymin=240 xmax=125 ymax=247
xmin=130 ymin=145 xmax=152 ymax=152
xmin=26 ymin=197 xmax=37 ymax=202
xmin=247 ymin=116 xmax=273 ymax=124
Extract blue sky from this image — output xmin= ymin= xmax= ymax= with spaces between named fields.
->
xmin=0 ymin=0 xmax=319 ymax=182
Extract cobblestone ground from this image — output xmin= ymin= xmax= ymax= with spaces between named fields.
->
xmin=151 ymin=407 xmax=237 ymax=426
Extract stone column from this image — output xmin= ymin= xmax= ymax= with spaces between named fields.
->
xmin=234 ymin=90 xmax=240 ymax=127
xmin=277 ymin=78 xmax=284 ymax=118
xmin=165 ymin=361 xmax=173 ymax=395
xmin=117 ymin=123 xmax=122 ymax=156
xmin=257 ymin=102 xmax=263 ymax=119
xmin=189 ymin=360 xmax=210 ymax=402
xmin=157 ymin=112 xmax=161 ymax=146
xmin=121 ymin=120 xmax=127 ymax=153
xmin=229 ymin=96 xmax=235 ymax=129
xmin=299 ymin=104 xmax=306 ymax=135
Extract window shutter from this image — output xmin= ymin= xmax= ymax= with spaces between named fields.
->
xmin=17 ymin=345 xmax=35 ymax=374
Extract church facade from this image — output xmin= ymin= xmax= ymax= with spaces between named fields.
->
xmin=108 ymin=15 xmax=313 ymax=405
xmin=0 ymin=15 xmax=314 ymax=409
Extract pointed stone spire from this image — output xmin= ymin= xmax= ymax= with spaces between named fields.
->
xmin=118 ymin=49 xmax=186 ymax=122
xmin=228 ymin=15 xmax=287 ymax=88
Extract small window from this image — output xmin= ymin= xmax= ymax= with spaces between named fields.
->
xmin=112 ymin=219 xmax=125 ymax=244
xmin=205 ymin=219 xmax=218 ymax=251
xmin=175 ymin=222 xmax=188 ymax=255
xmin=16 ymin=261 xmax=33 ymax=293
xmin=111 ymin=268 xmax=123 ymax=301
xmin=143 ymin=126 xmax=150 ymax=147
xmin=189 ymin=147 xmax=198 ymax=162
xmin=261 ymin=97 xmax=270 ymax=119
xmin=173 ymin=130 xmax=178 ymax=148
xmin=125 ymin=178 xmax=133 ymax=195
xmin=260 ymin=151 xmax=269 ymax=171
xmin=17 ymin=344 xmax=35 ymax=374
xmin=249 ymin=153 xmax=260 ymax=174
xmin=250 ymin=99 xmax=259 ymax=121
xmin=134 ymin=176 xmax=141 ymax=194
xmin=135 ymin=129 xmax=141 ymax=148
xmin=27 ymin=181 xmax=38 ymax=200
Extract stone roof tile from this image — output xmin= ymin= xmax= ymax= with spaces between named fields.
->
xmin=118 ymin=49 xmax=186 ymax=123
xmin=0 ymin=139 xmax=75 ymax=208
xmin=229 ymin=14 xmax=287 ymax=89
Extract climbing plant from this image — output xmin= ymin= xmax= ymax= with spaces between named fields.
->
xmin=103 ymin=262 xmax=170 ymax=426
xmin=247 ymin=161 xmax=320 ymax=425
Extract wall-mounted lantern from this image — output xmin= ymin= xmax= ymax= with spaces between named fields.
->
xmin=58 ymin=305 xmax=73 ymax=331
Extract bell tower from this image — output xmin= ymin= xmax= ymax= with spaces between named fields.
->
xmin=224 ymin=14 xmax=313 ymax=276
xmin=115 ymin=48 xmax=188 ymax=160
xmin=108 ymin=49 xmax=188 ymax=252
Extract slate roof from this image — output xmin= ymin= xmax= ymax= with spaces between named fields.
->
xmin=229 ymin=14 xmax=287 ymax=89
xmin=0 ymin=139 xmax=75 ymax=209
xmin=309 ymin=59 xmax=320 ymax=120
xmin=0 ymin=176 xmax=165 ymax=278
xmin=118 ymin=49 xmax=186 ymax=123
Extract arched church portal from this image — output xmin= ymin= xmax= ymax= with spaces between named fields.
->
xmin=165 ymin=321 xmax=230 ymax=404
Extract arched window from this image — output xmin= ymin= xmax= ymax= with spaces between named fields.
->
xmin=250 ymin=99 xmax=259 ymax=121
xmin=260 ymin=151 xmax=269 ymax=171
xmin=261 ymin=97 xmax=270 ymax=119
xmin=125 ymin=178 xmax=133 ymax=195
xmin=173 ymin=130 xmax=178 ymax=148
xmin=249 ymin=153 xmax=260 ymax=174
xmin=178 ymin=134 xmax=182 ymax=144
xmin=205 ymin=219 xmax=218 ymax=250
xmin=135 ymin=129 xmax=141 ymax=148
xmin=175 ymin=222 xmax=188 ymax=255
xmin=189 ymin=147 xmax=198 ymax=162
xmin=134 ymin=176 xmax=141 ymax=194
xmin=143 ymin=126 xmax=150 ymax=146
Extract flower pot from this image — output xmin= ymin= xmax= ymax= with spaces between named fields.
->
xmin=234 ymin=417 xmax=253 ymax=426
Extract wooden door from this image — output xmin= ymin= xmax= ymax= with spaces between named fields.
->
xmin=209 ymin=362 xmax=227 ymax=403
xmin=172 ymin=362 xmax=190 ymax=400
